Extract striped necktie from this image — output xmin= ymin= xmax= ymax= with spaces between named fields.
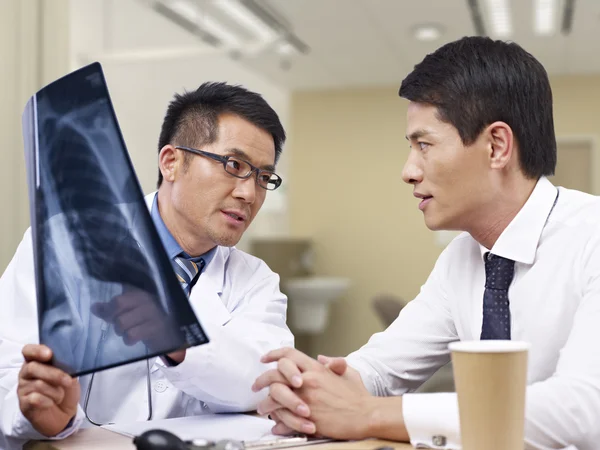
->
xmin=173 ymin=255 xmax=204 ymax=296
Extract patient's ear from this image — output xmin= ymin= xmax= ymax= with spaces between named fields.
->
xmin=485 ymin=121 xmax=514 ymax=170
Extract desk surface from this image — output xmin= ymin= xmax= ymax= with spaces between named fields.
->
xmin=25 ymin=427 xmax=414 ymax=450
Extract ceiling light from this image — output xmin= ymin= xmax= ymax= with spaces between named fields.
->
xmin=534 ymin=0 xmax=558 ymax=35
xmin=149 ymin=0 xmax=309 ymax=59
xmin=413 ymin=24 xmax=443 ymax=41
xmin=212 ymin=0 xmax=277 ymax=42
xmin=155 ymin=0 xmax=240 ymax=46
xmin=484 ymin=0 xmax=513 ymax=37
xmin=276 ymin=41 xmax=296 ymax=55
xmin=166 ymin=0 xmax=199 ymax=22
xmin=198 ymin=14 xmax=241 ymax=46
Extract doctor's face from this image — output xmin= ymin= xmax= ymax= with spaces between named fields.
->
xmin=168 ymin=113 xmax=275 ymax=250
xmin=402 ymin=102 xmax=492 ymax=231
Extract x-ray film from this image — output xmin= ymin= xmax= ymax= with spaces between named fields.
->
xmin=21 ymin=62 xmax=209 ymax=377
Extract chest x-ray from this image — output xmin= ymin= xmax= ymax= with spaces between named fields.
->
xmin=21 ymin=62 xmax=209 ymax=377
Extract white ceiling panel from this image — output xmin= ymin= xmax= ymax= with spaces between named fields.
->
xmin=73 ymin=0 xmax=600 ymax=90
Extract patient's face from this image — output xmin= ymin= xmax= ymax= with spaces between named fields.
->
xmin=402 ymin=102 xmax=492 ymax=231
xmin=170 ymin=113 xmax=274 ymax=251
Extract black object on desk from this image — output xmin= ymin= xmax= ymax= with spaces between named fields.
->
xmin=133 ymin=429 xmax=244 ymax=450
xmin=133 ymin=429 xmax=187 ymax=450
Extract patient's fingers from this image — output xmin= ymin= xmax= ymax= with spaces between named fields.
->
xmin=277 ymin=358 xmax=303 ymax=388
xmin=257 ymin=395 xmax=282 ymax=416
xmin=260 ymin=347 xmax=319 ymax=372
xmin=271 ymin=407 xmax=316 ymax=435
xmin=270 ymin=411 xmax=297 ymax=436
xmin=317 ymin=355 xmax=348 ymax=376
xmin=252 ymin=368 xmax=288 ymax=392
xmin=268 ymin=383 xmax=310 ymax=417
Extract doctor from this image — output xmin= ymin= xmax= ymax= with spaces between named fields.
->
xmin=252 ymin=37 xmax=600 ymax=449
xmin=0 ymin=81 xmax=293 ymax=441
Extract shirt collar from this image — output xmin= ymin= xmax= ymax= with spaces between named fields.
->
xmin=478 ymin=176 xmax=559 ymax=264
xmin=150 ymin=193 xmax=216 ymax=269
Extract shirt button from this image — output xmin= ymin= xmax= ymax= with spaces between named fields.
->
xmin=154 ymin=381 xmax=168 ymax=393
xmin=432 ymin=435 xmax=447 ymax=447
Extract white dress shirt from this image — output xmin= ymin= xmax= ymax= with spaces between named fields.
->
xmin=0 ymin=192 xmax=294 ymax=444
xmin=347 ymin=177 xmax=600 ymax=450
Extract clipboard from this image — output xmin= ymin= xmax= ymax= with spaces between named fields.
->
xmin=184 ymin=436 xmax=335 ymax=450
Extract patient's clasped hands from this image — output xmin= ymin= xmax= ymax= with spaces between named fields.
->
xmin=252 ymin=347 xmax=377 ymax=440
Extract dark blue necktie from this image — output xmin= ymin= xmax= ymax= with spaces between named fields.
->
xmin=480 ymin=252 xmax=515 ymax=340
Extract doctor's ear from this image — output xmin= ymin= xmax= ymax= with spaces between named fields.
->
xmin=158 ymin=145 xmax=180 ymax=183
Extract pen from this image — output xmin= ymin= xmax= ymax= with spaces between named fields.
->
xmin=243 ymin=436 xmax=308 ymax=449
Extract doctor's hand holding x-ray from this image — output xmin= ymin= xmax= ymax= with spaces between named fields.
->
xmin=91 ymin=285 xmax=186 ymax=361
xmin=17 ymin=345 xmax=80 ymax=437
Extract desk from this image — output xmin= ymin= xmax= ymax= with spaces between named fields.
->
xmin=25 ymin=427 xmax=413 ymax=450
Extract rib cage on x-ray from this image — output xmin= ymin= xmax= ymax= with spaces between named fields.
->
xmin=23 ymin=62 xmax=209 ymax=377
xmin=47 ymin=123 xmax=156 ymax=294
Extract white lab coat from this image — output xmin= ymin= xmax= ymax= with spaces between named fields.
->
xmin=0 ymin=192 xmax=293 ymax=441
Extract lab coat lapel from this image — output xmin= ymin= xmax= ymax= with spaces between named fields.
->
xmin=188 ymin=247 xmax=231 ymax=327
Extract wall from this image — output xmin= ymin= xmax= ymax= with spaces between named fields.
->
xmin=68 ymin=0 xmax=292 ymax=251
xmin=288 ymin=87 xmax=441 ymax=356
xmin=289 ymin=76 xmax=600 ymax=357
xmin=0 ymin=0 xmax=70 ymax=272
xmin=0 ymin=0 xmax=291 ymax=270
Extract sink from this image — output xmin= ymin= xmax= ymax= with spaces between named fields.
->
xmin=284 ymin=276 xmax=350 ymax=334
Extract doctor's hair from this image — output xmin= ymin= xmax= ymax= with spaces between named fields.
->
xmin=156 ymin=81 xmax=286 ymax=188
xmin=399 ymin=36 xmax=556 ymax=179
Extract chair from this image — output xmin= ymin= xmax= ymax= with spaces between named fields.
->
xmin=371 ymin=294 xmax=406 ymax=328
xmin=370 ymin=293 xmax=455 ymax=393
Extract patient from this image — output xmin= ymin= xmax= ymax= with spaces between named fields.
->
xmin=253 ymin=36 xmax=600 ymax=450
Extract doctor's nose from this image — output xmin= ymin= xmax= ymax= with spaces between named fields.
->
xmin=232 ymin=176 xmax=257 ymax=204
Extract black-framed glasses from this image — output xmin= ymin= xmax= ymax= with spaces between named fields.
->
xmin=175 ymin=146 xmax=282 ymax=191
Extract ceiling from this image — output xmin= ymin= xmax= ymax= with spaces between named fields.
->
xmin=75 ymin=0 xmax=600 ymax=90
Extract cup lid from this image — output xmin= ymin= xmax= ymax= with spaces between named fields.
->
xmin=448 ymin=340 xmax=530 ymax=353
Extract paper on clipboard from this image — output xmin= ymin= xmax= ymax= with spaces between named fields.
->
xmin=103 ymin=413 xmax=333 ymax=449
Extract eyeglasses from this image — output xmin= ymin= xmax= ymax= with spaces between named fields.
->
xmin=175 ymin=146 xmax=282 ymax=191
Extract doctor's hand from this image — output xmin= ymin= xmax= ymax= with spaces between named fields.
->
xmin=252 ymin=347 xmax=375 ymax=440
xmin=91 ymin=285 xmax=184 ymax=360
xmin=18 ymin=344 xmax=80 ymax=437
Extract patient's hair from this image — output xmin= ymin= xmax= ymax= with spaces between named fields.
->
xmin=156 ymin=82 xmax=286 ymax=188
xmin=399 ymin=36 xmax=556 ymax=179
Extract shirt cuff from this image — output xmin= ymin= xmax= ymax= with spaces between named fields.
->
xmin=13 ymin=405 xmax=84 ymax=440
xmin=402 ymin=393 xmax=461 ymax=449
